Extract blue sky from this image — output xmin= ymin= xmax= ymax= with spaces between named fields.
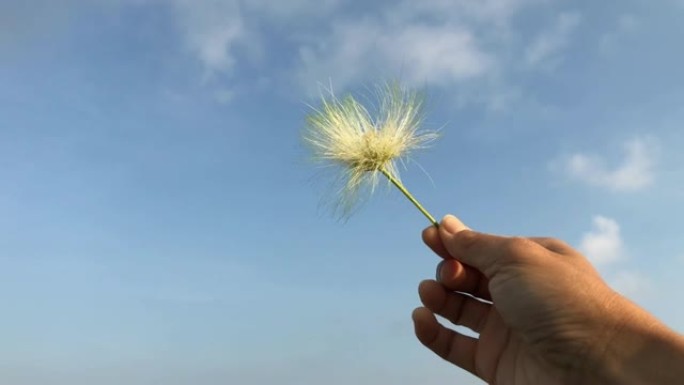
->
xmin=1 ymin=1 xmax=683 ymax=384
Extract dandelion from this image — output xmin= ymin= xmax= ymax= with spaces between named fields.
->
xmin=303 ymin=83 xmax=439 ymax=226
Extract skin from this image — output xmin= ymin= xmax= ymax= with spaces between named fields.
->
xmin=413 ymin=215 xmax=684 ymax=385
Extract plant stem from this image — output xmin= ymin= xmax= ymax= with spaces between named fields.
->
xmin=380 ymin=167 xmax=438 ymax=227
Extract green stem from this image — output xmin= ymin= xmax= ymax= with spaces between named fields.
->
xmin=380 ymin=167 xmax=438 ymax=227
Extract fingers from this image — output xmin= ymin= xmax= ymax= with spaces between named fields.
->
xmin=422 ymin=225 xmax=451 ymax=259
xmin=413 ymin=307 xmax=479 ymax=377
xmin=437 ymin=259 xmax=491 ymax=301
xmin=424 ymin=220 xmax=491 ymax=300
xmin=439 ymin=215 xmax=547 ymax=278
xmin=419 ymin=280 xmax=491 ymax=333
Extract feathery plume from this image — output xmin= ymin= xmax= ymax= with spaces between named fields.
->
xmin=304 ymin=83 xmax=439 ymax=226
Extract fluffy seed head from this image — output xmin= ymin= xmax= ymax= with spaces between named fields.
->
xmin=304 ymin=83 xmax=438 ymax=216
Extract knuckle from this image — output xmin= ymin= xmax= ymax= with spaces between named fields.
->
xmin=504 ymin=237 xmax=535 ymax=257
xmin=538 ymin=237 xmax=576 ymax=256
xmin=548 ymin=238 xmax=571 ymax=250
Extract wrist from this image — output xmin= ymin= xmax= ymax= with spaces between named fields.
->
xmin=595 ymin=299 xmax=684 ymax=385
xmin=610 ymin=327 xmax=684 ymax=385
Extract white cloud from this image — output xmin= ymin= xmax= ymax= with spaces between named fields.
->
xmin=563 ymin=138 xmax=657 ymax=191
xmin=161 ymin=0 xmax=585 ymax=108
xmin=297 ymin=21 xmax=492 ymax=93
xmin=525 ymin=11 xmax=582 ymax=68
xmin=5 ymin=0 xmax=592 ymax=109
xmin=171 ymin=0 xmax=245 ymax=77
xmin=578 ymin=217 xmax=653 ymax=300
xmin=170 ymin=0 xmax=341 ymax=78
xmin=293 ymin=1 xmax=583 ymax=109
xmin=580 ymin=216 xmax=623 ymax=266
xmin=294 ymin=0 xmax=546 ymax=99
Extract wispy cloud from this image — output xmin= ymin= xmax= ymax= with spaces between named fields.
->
xmin=579 ymin=216 xmax=651 ymax=298
xmin=599 ymin=14 xmax=640 ymax=54
xmin=580 ymin=216 xmax=623 ymax=266
xmin=297 ymin=21 xmax=492 ymax=93
xmin=561 ymin=137 xmax=657 ymax=192
xmin=169 ymin=0 xmax=340 ymax=80
xmin=0 ymin=1 xmax=592 ymax=108
xmin=525 ymin=12 xmax=582 ymax=68
xmin=159 ymin=0 xmax=585 ymax=107
xmin=171 ymin=0 xmax=246 ymax=77
xmin=295 ymin=0 xmax=551 ymax=106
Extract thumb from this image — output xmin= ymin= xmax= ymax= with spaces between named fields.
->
xmin=438 ymin=215 xmax=531 ymax=278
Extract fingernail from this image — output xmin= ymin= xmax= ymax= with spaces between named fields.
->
xmin=437 ymin=260 xmax=456 ymax=282
xmin=435 ymin=261 xmax=445 ymax=281
xmin=440 ymin=215 xmax=465 ymax=235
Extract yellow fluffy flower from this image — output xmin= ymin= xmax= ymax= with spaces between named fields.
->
xmin=304 ymin=83 xmax=439 ymax=225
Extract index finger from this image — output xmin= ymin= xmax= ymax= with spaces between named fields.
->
xmin=422 ymin=218 xmax=471 ymax=259
xmin=423 ymin=221 xmax=491 ymax=300
xmin=422 ymin=225 xmax=450 ymax=259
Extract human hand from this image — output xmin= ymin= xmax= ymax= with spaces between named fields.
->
xmin=412 ymin=215 xmax=684 ymax=385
